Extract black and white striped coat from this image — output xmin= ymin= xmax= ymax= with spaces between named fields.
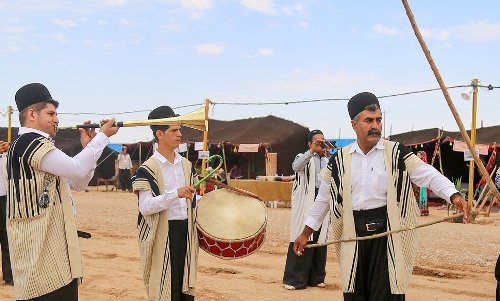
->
xmin=320 ymin=140 xmax=423 ymax=294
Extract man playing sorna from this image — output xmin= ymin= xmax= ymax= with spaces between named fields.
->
xmin=294 ymin=92 xmax=470 ymax=300
xmin=132 ymin=106 xmax=199 ymax=301
xmin=283 ymin=130 xmax=329 ymax=290
xmin=6 ymin=83 xmax=118 ymax=300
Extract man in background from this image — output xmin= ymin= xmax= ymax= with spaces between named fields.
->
xmin=117 ymin=146 xmax=133 ymax=192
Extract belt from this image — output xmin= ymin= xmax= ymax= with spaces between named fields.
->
xmin=353 ymin=206 xmax=387 ymax=234
xmin=355 ymin=221 xmax=386 ymax=233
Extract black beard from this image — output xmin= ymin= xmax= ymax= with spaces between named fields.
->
xmin=367 ymin=129 xmax=381 ymax=136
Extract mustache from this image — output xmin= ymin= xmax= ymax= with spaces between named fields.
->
xmin=367 ymin=129 xmax=381 ymax=136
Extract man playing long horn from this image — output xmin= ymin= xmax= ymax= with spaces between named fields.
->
xmin=293 ymin=92 xmax=470 ymax=301
xmin=132 ymin=106 xmax=199 ymax=301
xmin=6 ymin=83 xmax=119 ymax=300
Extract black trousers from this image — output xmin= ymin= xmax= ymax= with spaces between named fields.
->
xmin=0 ymin=195 xmax=13 ymax=283
xmin=283 ymin=188 xmax=327 ymax=289
xmin=118 ymin=169 xmax=132 ymax=191
xmin=344 ymin=206 xmax=405 ymax=301
xmin=18 ymin=278 xmax=78 ymax=301
xmin=169 ymin=220 xmax=194 ymax=301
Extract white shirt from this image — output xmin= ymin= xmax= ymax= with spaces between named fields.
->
xmin=18 ymin=127 xmax=110 ymax=213
xmin=117 ymin=153 xmax=132 ymax=169
xmin=305 ymin=139 xmax=458 ymax=231
xmin=0 ymin=154 xmax=6 ymax=197
xmin=138 ymin=150 xmax=189 ymax=220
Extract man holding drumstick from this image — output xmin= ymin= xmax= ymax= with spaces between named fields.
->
xmin=132 ymin=106 xmax=199 ymax=301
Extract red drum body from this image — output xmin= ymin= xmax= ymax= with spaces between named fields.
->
xmin=196 ymin=188 xmax=267 ymax=259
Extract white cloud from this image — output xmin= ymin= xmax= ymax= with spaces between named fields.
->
xmin=52 ymin=19 xmax=77 ymax=28
xmin=196 ymin=43 xmax=225 ymax=55
xmin=421 ymin=28 xmax=450 ymax=41
xmin=299 ymin=21 xmax=308 ymax=28
xmin=241 ymin=0 xmax=277 ymax=15
xmin=179 ymin=0 xmax=213 ymax=10
xmin=104 ymin=0 xmax=126 ymax=6
xmin=83 ymin=39 xmax=97 ymax=45
xmin=258 ymin=48 xmax=273 ymax=56
xmin=283 ymin=4 xmax=305 ymax=15
xmin=452 ymin=20 xmax=500 ymax=42
xmin=53 ymin=33 xmax=66 ymax=42
xmin=5 ymin=44 xmax=22 ymax=52
xmin=120 ymin=18 xmax=130 ymax=25
xmin=373 ymin=24 xmax=400 ymax=36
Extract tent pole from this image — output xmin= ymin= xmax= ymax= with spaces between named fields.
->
xmin=139 ymin=142 xmax=142 ymax=166
xmin=402 ymin=0 xmax=500 ymax=205
xmin=200 ymin=99 xmax=209 ymax=195
xmin=221 ymin=142 xmax=229 ymax=183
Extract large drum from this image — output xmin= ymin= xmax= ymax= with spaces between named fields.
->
xmin=196 ymin=188 xmax=267 ymax=259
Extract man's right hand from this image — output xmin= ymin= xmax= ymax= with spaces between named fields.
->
xmin=100 ymin=118 xmax=120 ymax=137
xmin=293 ymin=226 xmax=314 ymax=256
xmin=177 ymin=186 xmax=195 ymax=199
xmin=0 ymin=140 xmax=10 ymax=153
xmin=310 ymin=139 xmax=324 ymax=155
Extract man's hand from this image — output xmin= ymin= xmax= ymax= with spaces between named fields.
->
xmin=293 ymin=226 xmax=314 ymax=256
xmin=310 ymin=138 xmax=324 ymax=155
xmin=79 ymin=120 xmax=97 ymax=148
xmin=99 ymin=118 xmax=119 ymax=138
xmin=177 ymin=186 xmax=195 ymax=199
xmin=0 ymin=140 xmax=10 ymax=153
xmin=451 ymin=193 xmax=471 ymax=224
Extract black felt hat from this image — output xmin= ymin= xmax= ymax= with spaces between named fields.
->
xmin=15 ymin=83 xmax=54 ymax=112
xmin=347 ymin=92 xmax=380 ymax=120
xmin=148 ymin=106 xmax=179 ymax=130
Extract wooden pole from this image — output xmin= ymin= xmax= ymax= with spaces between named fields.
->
xmin=200 ymin=99 xmax=210 ymax=195
xmin=401 ymin=0 xmax=500 ymax=203
xmin=7 ymin=106 xmax=13 ymax=143
xmin=221 ymin=142 xmax=229 ymax=183
xmin=467 ymin=79 xmax=479 ymax=206
xmin=307 ymin=213 xmax=464 ymax=248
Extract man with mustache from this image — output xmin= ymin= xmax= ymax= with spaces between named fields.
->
xmin=293 ymin=92 xmax=470 ymax=300
xmin=6 ymin=83 xmax=119 ymax=301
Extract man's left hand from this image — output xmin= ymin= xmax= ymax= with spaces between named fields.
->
xmin=451 ymin=193 xmax=471 ymax=224
xmin=79 ymin=120 xmax=97 ymax=147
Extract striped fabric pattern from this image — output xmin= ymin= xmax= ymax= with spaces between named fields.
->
xmin=132 ymin=156 xmax=198 ymax=301
xmin=290 ymin=153 xmax=329 ymax=243
xmin=6 ymin=133 xmax=83 ymax=300
xmin=320 ymin=140 xmax=423 ymax=294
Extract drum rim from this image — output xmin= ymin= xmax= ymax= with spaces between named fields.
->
xmin=198 ymin=229 xmax=266 ymax=260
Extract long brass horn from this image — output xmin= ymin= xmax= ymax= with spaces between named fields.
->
xmin=59 ymin=107 xmax=207 ymax=131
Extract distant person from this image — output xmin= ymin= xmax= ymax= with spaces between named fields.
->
xmin=230 ymin=163 xmax=243 ymax=179
xmin=132 ymin=106 xmax=199 ymax=301
xmin=283 ymin=130 xmax=329 ymax=290
xmin=6 ymin=83 xmax=118 ymax=300
xmin=0 ymin=140 xmax=13 ymax=285
xmin=117 ymin=146 xmax=133 ymax=192
xmin=414 ymin=151 xmax=430 ymax=216
xmin=293 ymin=92 xmax=470 ymax=301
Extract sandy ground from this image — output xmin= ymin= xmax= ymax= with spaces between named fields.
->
xmin=1 ymin=189 xmax=499 ymax=300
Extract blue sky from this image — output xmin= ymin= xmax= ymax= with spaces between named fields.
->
xmin=1 ymin=0 xmax=499 ymax=143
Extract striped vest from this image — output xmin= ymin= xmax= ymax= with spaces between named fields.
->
xmin=321 ymin=140 xmax=423 ymax=294
xmin=132 ymin=156 xmax=199 ymax=301
xmin=6 ymin=133 xmax=82 ymax=300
